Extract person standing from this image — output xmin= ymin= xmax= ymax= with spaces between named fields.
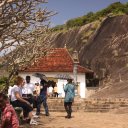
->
xmin=33 ymin=82 xmax=41 ymax=111
xmin=36 ymin=78 xmax=49 ymax=116
xmin=34 ymin=82 xmax=40 ymax=96
xmin=63 ymin=78 xmax=75 ymax=119
xmin=48 ymin=85 xmax=53 ymax=97
xmin=22 ymin=76 xmax=35 ymax=105
xmin=53 ymin=84 xmax=58 ymax=97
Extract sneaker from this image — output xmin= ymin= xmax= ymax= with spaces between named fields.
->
xmin=32 ymin=112 xmax=36 ymax=115
xmin=65 ymin=115 xmax=71 ymax=119
xmin=65 ymin=115 xmax=68 ymax=118
xmin=33 ymin=115 xmax=39 ymax=118
xmin=36 ymin=112 xmax=40 ymax=116
xmin=30 ymin=119 xmax=38 ymax=125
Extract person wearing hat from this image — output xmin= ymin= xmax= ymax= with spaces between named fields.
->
xmin=63 ymin=78 xmax=75 ymax=119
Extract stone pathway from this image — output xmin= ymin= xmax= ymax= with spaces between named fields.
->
xmin=27 ymin=112 xmax=128 ymax=128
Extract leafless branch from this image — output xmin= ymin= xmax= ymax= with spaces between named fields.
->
xmin=0 ymin=0 xmax=55 ymax=87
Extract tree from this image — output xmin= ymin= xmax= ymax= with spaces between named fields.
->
xmin=0 ymin=0 xmax=55 ymax=89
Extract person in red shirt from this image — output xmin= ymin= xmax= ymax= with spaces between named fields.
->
xmin=0 ymin=93 xmax=19 ymax=128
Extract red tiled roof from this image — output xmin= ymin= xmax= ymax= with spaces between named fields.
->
xmin=21 ymin=48 xmax=93 ymax=73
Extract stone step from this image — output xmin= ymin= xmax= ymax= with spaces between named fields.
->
xmin=42 ymin=109 xmax=65 ymax=112
xmin=47 ymin=104 xmax=80 ymax=107
xmin=119 ymin=104 xmax=128 ymax=107
xmin=39 ymin=98 xmax=128 ymax=112
xmin=85 ymin=104 xmax=110 ymax=107
xmin=84 ymin=109 xmax=110 ymax=112
xmin=42 ymin=109 xmax=78 ymax=112
xmin=47 ymin=106 xmax=79 ymax=110
xmin=85 ymin=107 xmax=116 ymax=110
xmin=40 ymin=106 xmax=79 ymax=111
xmin=48 ymin=100 xmax=128 ymax=105
xmin=48 ymin=102 xmax=80 ymax=104
xmin=85 ymin=107 xmax=114 ymax=109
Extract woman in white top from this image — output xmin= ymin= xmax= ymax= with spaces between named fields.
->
xmin=11 ymin=76 xmax=37 ymax=125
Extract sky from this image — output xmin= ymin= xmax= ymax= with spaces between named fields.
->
xmin=44 ymin=0 xmax=128 ymax=27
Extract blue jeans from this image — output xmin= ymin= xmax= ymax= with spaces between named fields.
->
xmin=36 ymin=94 xmax=49 ymax=114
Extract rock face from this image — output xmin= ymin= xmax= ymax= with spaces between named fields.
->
xmin=81 ymin=15 xmax=128 ymax=78
xmin=51 ymin=15 xmax=128 ymax=98
xmin=81 ymin=15 xmax=128 ymax=98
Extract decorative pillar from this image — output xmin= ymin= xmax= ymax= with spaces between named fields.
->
xmin=72 ymin=50 xmax=79 ymax=95
xmin=72 ymin=50 xmax=79 ymax=84
xmin=73 ymin=63 xmax=78 ymax=84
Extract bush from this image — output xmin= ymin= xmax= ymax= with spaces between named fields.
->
xmin=51 ymin=24 xmax=65 ymax=31
xmin=0 ymin=77 xmax=7 ymax=90
xmin=53 ymin=2 xmax=128 ymax=31
xmin=0 ymin=76 xmax=15 ymax=91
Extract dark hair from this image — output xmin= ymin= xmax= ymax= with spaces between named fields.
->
xmin=67 ymin=79 xmax=72 ymax=83
xmin=40 ymin=79 xmax=47 ymax=85
xmin=26 ymin=75 xmax=30 ymax=80
xmin=35 ymin=83 xmax=39 ymax=86
xmin=0 ymin=92 xmax=8 ymax=100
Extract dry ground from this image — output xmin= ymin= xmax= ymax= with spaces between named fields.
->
xmin=27 ymin=111 xmax=128 ymax=128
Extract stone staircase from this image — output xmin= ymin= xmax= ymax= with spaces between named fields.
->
xmin=40 ymin=98 xmax=81 ymax=112
xmin=40 ymin=98 xmax=128 ymax=113
xmin=84 ymin=98 xmax=128 ymax=112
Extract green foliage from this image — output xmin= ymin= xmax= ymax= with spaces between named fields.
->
xmin=0 ymin=76 xmax=15 ymax=91
xmin=66 ymin=17 xmax=84 ymax=28
xmin=86 ymin=12 xmax=94 ymax=18
xmin=52 ymin=2 xmax=128 ymax=31
xmin=0 ymin=77 xmax=7 ymax=90
xmin=123 ymin=2 xmax=128 ymax=14
xmin=100 ymin=2 xmax=123 ymax=16
xmin=51 ymin=24 xmax=65 ymax=31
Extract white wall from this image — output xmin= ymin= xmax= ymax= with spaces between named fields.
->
xmin=19 ymin=72 xmax=87 ymax=98
xmin=19 ymin=72 xmax=40 ymax=84
xmin=57 ymin=79 xmax=67 ymax=97
xmin=77 ymin=74 xmax=86 ymax=98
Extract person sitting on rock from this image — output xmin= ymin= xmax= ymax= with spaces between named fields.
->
xmin=11 ymin=76 xmax=38 ymax=125
xmin=0 ymin=93 xmax=19 ymax=128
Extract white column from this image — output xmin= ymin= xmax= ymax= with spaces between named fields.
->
xmin=73 ymin=63 xmax=78 ymax=84
xmin=77 ymin=74 xmax=87 ymax=98
xmin=80 ymin=82 xmax=86 ymax=98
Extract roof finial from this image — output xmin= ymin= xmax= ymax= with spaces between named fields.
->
xmin=64 ymin=44 xmax=67 ymax=48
